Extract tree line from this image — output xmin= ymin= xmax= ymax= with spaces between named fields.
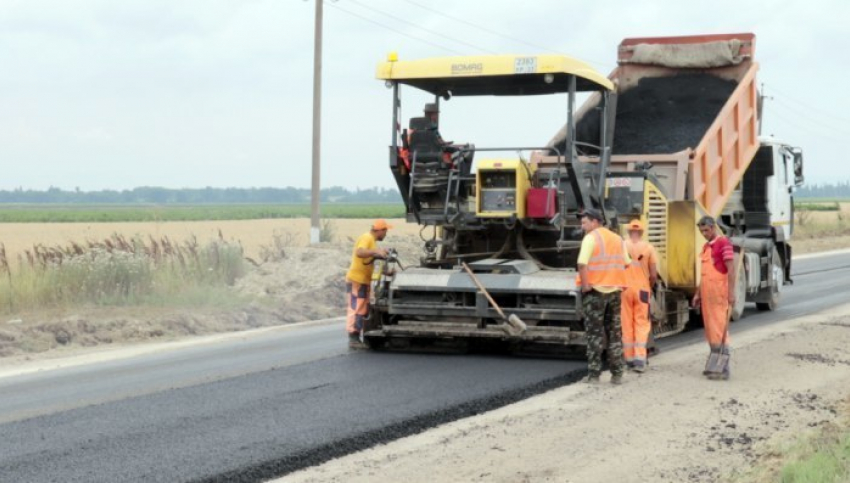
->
xmin=0 ymin=186 xmax=403 ymax=204
xmin=0 ymin=181 xmax=844 ymax=204
xmin=795 ymin=182 xmax=850 ymax=199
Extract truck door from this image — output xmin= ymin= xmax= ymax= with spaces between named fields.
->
xmin=771 ymin=146 xmax=793 ymax=240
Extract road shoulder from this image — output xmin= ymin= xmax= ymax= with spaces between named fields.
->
xmin=283 ymin=303 xmax=850 ymax=483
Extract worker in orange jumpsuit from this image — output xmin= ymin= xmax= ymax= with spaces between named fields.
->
xmin=621 ymin=220 xmax=658 ymax=373
xmin=345 ymin=219 xmax=392 ymax=349
xmin=692 ymin=216 xmax=735 ymax=380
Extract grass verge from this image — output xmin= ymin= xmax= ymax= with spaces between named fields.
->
xmin=733 ymin=399 xmax=850 ymax=483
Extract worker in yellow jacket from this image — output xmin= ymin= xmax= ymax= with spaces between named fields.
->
xmin=345 ymin=219 xmax=392 ymax=349
xmin=621 ymin=220 xmax=658 ymax=373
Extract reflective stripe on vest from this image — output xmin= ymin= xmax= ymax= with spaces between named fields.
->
xmin=576 ymin=228 xmax=628 ymax=288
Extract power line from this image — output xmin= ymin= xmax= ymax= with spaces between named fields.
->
xmin=765 ymin=105 xmax=845 ymax=144
xmin=398 ymin=0 xmax=612 ymax=69
xmin=767 ymin=84 xmax=850 ymax=125
xmin=770 ymin=97 xmax=850 ymax=137
xmin=344 ymin=0 xmax=498 ymax=55
xmin=325 ymin=1 xmax=463 ymax=55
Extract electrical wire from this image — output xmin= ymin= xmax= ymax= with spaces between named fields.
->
xmin=398 ymin=0 xmax=612 ymax=69
xmin=765 ymin=104 xmax=845 ymax=144
xmin=771 ymin=97 xmax=850 ymax=136
xmin=324 ymin=1 xmax=463 ymax=55
xmin=344 ymin=0 xmax=498 ymax=55
xmin=766 ymin=84 xmax=850 ymax=125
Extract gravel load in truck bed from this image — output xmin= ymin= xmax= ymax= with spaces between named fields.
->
xmin=572 ymin=74 xmax=738 ymax=155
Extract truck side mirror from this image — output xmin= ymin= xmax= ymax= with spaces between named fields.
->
xmin=790 ymin=147 xmax=804 ymax=187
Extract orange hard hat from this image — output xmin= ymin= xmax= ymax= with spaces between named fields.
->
xmin=372 ymin=219 xmax=394 ymax=231
xmin=627 ymin=219 xmax=643 ymax=231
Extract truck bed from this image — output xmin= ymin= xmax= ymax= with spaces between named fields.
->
xmin=549 ymin=33 xmax=760 ymax=219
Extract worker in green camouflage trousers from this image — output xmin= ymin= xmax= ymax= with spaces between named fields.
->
xmin=576 ymin=209 xmax=631 ymax=384
xmin=583 ymin=292 xmax=625 ymax=382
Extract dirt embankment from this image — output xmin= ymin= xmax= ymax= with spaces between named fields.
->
xmin=0 ymin=234 xmax=424 ymax=360
xmin=283 ymin=304 xmax=850 ymax=483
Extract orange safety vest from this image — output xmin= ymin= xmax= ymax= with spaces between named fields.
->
xmin=575 ymin=227 xmax=629 ymax=288
xmin=625 ymin=240 xmax=654 ymax=291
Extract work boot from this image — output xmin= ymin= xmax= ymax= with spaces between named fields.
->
xmin=706 ymin=370 xmax=730 ymax=381
xmin=584 ymin=374 xmax=601 ymax=384
xmin=348 ymin=333 xmax=367 ymax=350
xmin=610 ymin=374 xmax=624 ymax=385
xmin=633 ymin=362 xmax=646 ymax=373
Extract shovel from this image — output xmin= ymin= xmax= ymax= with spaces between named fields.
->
xmin=461 ymin=262 xmax=528 ymax=335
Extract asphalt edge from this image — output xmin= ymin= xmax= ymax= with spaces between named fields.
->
xmin=191 ymin=368 xmax=589 ymax=483
xmin=0 ymin=316 xmax=345 ymax=380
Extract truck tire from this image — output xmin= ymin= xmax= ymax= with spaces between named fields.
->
xmin=756 ymin=248 xmax=783 ymax=311
xmin=730 ymin=254 xmax=747 ymax=321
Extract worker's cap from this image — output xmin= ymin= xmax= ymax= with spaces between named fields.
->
xmin=696 ymin=215 xmax=716 ymax=227
xmin=372 ymin=219 xmax=394 ymax=231
xmin=423 ymin=103 xmax=439 ymax=113
xmin=627 ymin=219 xmax=644 ymax=232
xmin=580 ymin=208 xmax=604 ymax=222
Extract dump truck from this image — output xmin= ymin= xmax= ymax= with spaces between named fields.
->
xmin=364 ymin=33 xmax=804 ymax=353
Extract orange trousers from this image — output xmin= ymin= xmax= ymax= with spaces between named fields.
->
xmin=345 ymin=279 xmax=370 ymax=335
xmin=621 ymin=286 xmax=650 ymax=365
xmin=699 ymin=248 xmax=730 ymax=351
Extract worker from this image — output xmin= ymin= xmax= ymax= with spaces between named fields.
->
xmin=345 ymin=219 xmax=392 ymax=349
xmin=576 ymin=208 xmax=631 ymax=385
xmin=692 ymin=215 xmax=735 ymax=380
xmin=621 ymin=220 xmax=658 ymax=373
xmin=422 ymin=103 xmax=446 ymax=142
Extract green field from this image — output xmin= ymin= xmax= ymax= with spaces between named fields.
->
xmin=796 ymin=198 xmax=850 ymax=203
xmin=0 ymin=204 xmax=404 ymax=223
xmin=0 ymin=199 xmax=841 ymax=224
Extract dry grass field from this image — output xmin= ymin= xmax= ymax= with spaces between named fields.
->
xmin=793 ymin=202 xmax=850 ymax=254
xmin=0 ymin=208 xmax=847 ymax=360
xmin=1 ymin=204 xmax=848 ymax=263
xmin=0 ymin=218 xmax=421 ymax=263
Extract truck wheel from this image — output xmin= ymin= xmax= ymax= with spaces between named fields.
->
xmin=756 ymin=249 xmax=783 ymax=311
xmin=730 ymin=254 xmax=747 ymax=321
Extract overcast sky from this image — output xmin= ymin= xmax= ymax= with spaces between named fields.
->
xmin=1 ymin=0 xmax=848 ymax=191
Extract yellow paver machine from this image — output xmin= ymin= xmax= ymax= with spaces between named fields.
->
xmin=365 ymin=34 xmax=804 ymax=354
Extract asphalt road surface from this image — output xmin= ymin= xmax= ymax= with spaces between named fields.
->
xmin=1 ymin=251 xmax=849 ymax=482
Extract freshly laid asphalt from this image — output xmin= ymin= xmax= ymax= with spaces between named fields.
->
xmin=1 ymin=252 xmax=849 ymax=482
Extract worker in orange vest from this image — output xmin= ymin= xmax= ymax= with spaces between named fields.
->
xmin=692 ymin=215 xmax=735 ymax=380
xmin=621 ymin=220 xmax=658 ymax=373
xmin=345 ymin=219 xmax=392 ymax=349
xmin=576 ymin=208 xmax=631 ymax=385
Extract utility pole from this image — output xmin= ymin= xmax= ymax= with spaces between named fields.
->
xmin=757 ymin=83 xmax=764 ymax=135
xmin=757 ymin=82 xmax=772 ymax=136
xmin=309 ymin=0 xmax=323 ymax=244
